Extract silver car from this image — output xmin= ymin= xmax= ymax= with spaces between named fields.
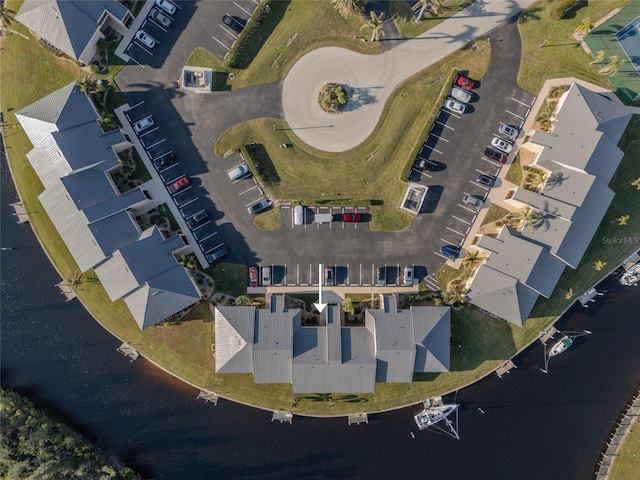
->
xmin=444 ymin=98 xmax=465 ymax=114
xmin=463 ymin=194 xmax=484 ymax=209
xmin=491 ymin=136 xmax=513 ymax=154
xmin=135 ymin=30 xmax=156 ymax=49
xmin=499 ymin=124 xmax=518 ymax=140
xmin=450 ymin=86 xmax=472 ymax=103
xmin=403 ymin=266 xmax=413 ymax=286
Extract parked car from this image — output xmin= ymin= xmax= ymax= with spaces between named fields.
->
xmin=294 ymin=205 xmax=305 ymax=225
xmin=463 ymin=194 xmax=484 ymax=209
xmin=491 ymin=136 xmax=513 ymax=154
xmin=483 ymin=146 xmax=508 ymax=164
xmin=498 ymin=124 xmax=518 ymax=140
xmin=149 ymin=7 xmax=172 ymax=27
xmin=248 ymin=266 xmax=258 ymax=288
xmin=324 ymin=267 xmax=334 ymax=286
xmin=247 ymin=199 xmax=271 ymax=214
xmin=205 ymin=246 xmax=228 ymax=264
xmin=343 ymin=213 xmax=360 ymax=222
xmin=135 ymin=30 xmax=156 ymax=48
xmin=377 ymin=267 xmax=386 ymax=286
xmin=456 ymin=75 xmax=475 ymax=89
xmin=444 ymin=98 xmax=465 ymax=114
xmin=132 ymin=115 xmax=154 ymax=133
xmin=153 ymin=152 xmax=175 ymax=170
xmin=450 ymin=86 xmax=472 ymax=103
xmin=167 ymin=176 xmax=190 ymax=194
xmin=155 ymin=0 xmax=176 ymax=15
xmin=416 ymin=158 xmax=437 ymax=171
xmin=440 ymin=244 xmax=461 ymax=259
xmin=403 ymin=266 xmax=414 ymax=286
xmin=476 ymin=174 xmax=496 ymax=187
xmin=186 ymin=209 xmax=208 ymax=228
xmin=222 ymin=14 xmax=245 ymax=33
xmin=261 ymin=266 xmax=271 ymax=286
xmin=228 ymin=164 xmax=250 ymax=181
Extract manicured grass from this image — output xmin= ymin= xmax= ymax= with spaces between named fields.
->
xmin=517 ymin=0 xmax=630 ymax=94
xmin=609 ymin=414 xmax=640 ymax=480
xmin=222 ymin=1 xmax=380 ymax=89
xmin=252 ymin=207 xmax=281 ymax=230
xmin=505 ymin=153 xmax=523 ymax=185
xmin=215 ymin=38 xmax=492 ymax=231
xmin=185 ymin=47 xmax=230 ymax=91
xmin=389 ymin=0 xmax=475 ymax=38
xmin=481 ymin=204 xmax=510 ymax=226
xmin=206 ymin=263 xmax=248 ymax=298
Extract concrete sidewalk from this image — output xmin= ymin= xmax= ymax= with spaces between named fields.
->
xmin=282 ymin=0 xmax=538 ymax=152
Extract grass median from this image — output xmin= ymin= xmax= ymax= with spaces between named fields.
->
xmin=215 ymin=38 xmax=492 ymax=231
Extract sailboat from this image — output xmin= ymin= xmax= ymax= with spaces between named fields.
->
xmin=548 ymin=335 xmax=573 ymax=356
xmin=414 ymin=403 xmax=458 ymax=431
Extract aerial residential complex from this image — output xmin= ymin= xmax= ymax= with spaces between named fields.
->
xmin=466 ymin=83 xmax=633 ymax=325
xmin=15 ymin=83 xmax=202 ymax=329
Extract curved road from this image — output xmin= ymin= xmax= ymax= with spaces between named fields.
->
xmin=283 ymin=0 xmax=536 ymax=152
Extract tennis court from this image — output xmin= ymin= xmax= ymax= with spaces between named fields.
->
xmin=615 ymin=15 xmax=640 ymax=73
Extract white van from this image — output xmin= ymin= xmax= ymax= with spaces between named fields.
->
xmin=261 ymin=266 xmax=271 ymax=286
xmin=294 ymin=206 xmax=305 ymax=225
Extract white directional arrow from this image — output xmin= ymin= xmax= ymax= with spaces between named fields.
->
xmin=313 ymin=263 xmax=327 ymax=313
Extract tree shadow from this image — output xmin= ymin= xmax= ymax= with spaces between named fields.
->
xmin=346 ymin=86 xmax=382 ymax=110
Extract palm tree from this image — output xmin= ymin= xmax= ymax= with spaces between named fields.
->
xmin=539 ymin=36 xmax=550 ymax=48
xmin=235 ymin=295 xmax=252 ymax=306
xmin=594 ymin=260 xmax=607 ymax=271
xmin=535 ymin=102 xmax=555 ymax=131
xmin=516 ymin=204 xmax=543 ymax=232
xmin=443 ymin=284 xmax=467 ymax=306
xmin=342 ymin=297 xmax=355 ymax=314
xmin=599 ymin=55 xmax=626 ymax=76
xmin=330 ymin=0 xmax=367 ymax=18
xmin=77 ymin=76 xmax=94 ymax=94
xmin=632 ymin=178 xmax=640 ymax=190
xmin=412 ymin=0 xmax=442 ymax=21
xmin=117 ymin=156 xmax=134 ymax=176
xmin=361 ymin=11 xmax=385 ymax=42
xmin=462 ymin=250 xmax=481 ymax=268
xmin=617 ymin=215 xmax=629 ymax=226
xmin=590 ymin=50 xmax=605 ymax=65
xmin=574 ymin=17 xmax=593 ymax=35
xmin=0 ymin=6 xmax=15 ymax=28
xmin=179 ymin=254 xmax=195 ymax=270
xmin=565 ymin=287 xmax=574 ymax=300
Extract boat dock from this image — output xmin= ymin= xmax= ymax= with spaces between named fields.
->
xmin=271 ymin=411 xmax=293 ymax=424
xmin=197 ymin=390 xmax=219 ymax=405
xmin=116 ymin=342 xmax=140 ymax=362
xmin=10 ymin=202 xmax=29 ymax=224
xmin=348 ymin=413 xmax=368 ymax=425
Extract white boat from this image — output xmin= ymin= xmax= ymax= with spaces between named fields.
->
xmin=414 ymin=403 xmax=458 ymax=430
xmin=548 ymin=335 xmax=573 ymax=356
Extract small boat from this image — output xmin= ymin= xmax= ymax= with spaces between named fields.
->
xmin=414 ymin=403 xmax=458 ymax=430
xmin=549 ymin=335 xmax=573 ymax=356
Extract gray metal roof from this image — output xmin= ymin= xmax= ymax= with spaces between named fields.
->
xmin=253 ymin=300 xmax=296 ymax=383
xmin=554 ymin=83 xmax=632 ymax=144
xmin=53 ymin=122 xmax=122 ymax=171
xmin=87 ymin=210 xmax=141 ymax=260
xmin=478 ymin=227 xmax=566 ymax=298
xmin=411 ymin=307 xmax=451 ymax=372
xmin=123 ymin=268 xmax=202 ymax=330
xmin=16 ymin=0 xmax=129 ymax=61
xmin=214 ymin=306 xmax=256 ymax=373
xmin=466 ymin=266 xmax=540 ymax=327
xmin=94 ymin=227 xmax=187 ymax=301
xmin=291 ymin=306 xmax=376 ymax=393
xmin=84 ymin=187 xmax=147 ymax=223
xmin=16 ymin=83 xmax=95 ymax=129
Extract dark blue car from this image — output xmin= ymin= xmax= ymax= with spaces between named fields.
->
xmin=440 ymin=245 xmax=461 ymax=259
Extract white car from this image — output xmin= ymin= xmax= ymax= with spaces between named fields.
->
xmin=499 ymin=124 xmax=518 ymax=140
xmin=135 ymin=30 xmax=156 ymax=49
xmin=491 ymin=136 xmax=513 ymax=154
xmin=132 ymin=115 xmax=154 ymax=133
xmin=155 ymin=0 xmax=176 ymax=15
xmin=450 ymin=86 xmax=472 ymax=103
xmin=149 ymin=7 xmax=172 ymax=27
xmin=403 ymin=266 xmax=414 ymax=286
xmin=444 ymin=98 xmax=466 ymax=114
xmin=227 ymin=164 xmax=250 ymax=180
xmin=463 ymin=194 xmax=484 ymax=209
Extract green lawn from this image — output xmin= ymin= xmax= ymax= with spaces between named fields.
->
xmin=609 ymin=414 xmax=640 ymax=480
xmin=389 ymin=0 xmax=476 ymax=38
xmin=216 ymin=38 xmax=492 ymax=231
xmin=517 ymin=0 xmax=630 ymax=94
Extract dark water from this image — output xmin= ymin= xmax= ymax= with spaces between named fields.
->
xmin=2 ymin=147 xmax=640 ymax=479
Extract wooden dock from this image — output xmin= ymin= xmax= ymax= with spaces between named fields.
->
xmin=116 ymin=342 xmax=140 ymax=362
xmin=10 ymin=202 xmax=29 ymax=224
xmin=196 ymin=390 xmax=219 ymax=405
xmin=271 ymin=411 xmax=293 ymax=424
xmin=348 ymin=413 xmax=368 ymax=425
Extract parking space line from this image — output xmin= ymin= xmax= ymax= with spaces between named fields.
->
xmin=239 ymin=185 xmax=259 ymax=196
xmin=458 ymin=204 xmax=477 ymax=213
xmin=148 ymin=19 xmax=168 ymax=33
xmin=429 ymin=133 xmax=449 ymax=143
xmin=505 ymin=109 xmax=524 ymax=120
xmin=283 ymin=264 xmax=287 ymax=285
xmin=511 ymin=97 xmax=530 ymax=107
xmin=191 ymin=221 xmax=211 ymax=232
xmin=234 ymin=2 xmax=252 ymax=15
xmin=145 ymin=139 xmax=166 ymax=150
xmin=470 ymin=180 xmax=489 ymax=190
xmin=211 ymin=35 xmax=231 ymax=51
xmin=435 ymin=120 xmax=455 ymax=130
xmin=134 ymin=42 xmax=154 ymax=56
xmin=452 ymin=215 xmax=471 ymax=225
xmin=158 ymin=163 xmax=178 ymax=174
xmin=178 ymin=197 xmax=198 ymax=209
xmin=127 ymin=101 xmax=144 ymax=111
xmin=220 ymin=24 xmax=239 ymax=39
xmin=199 ymin=232 xmax=219 ymax=244
xmin=128 ymin=55 xmax=145 ymax=68
xmin=421 ymin=144 xmax=443 ymax=155
xmin=447 ymin=226 xmax=466 ymax=237
xmin=245 ymin=198 xmax=264 ymax=208
xmin=138 ymin=126 xmax=159 ymax=138
xmin=440 ymin=237 xmax=460 ymax=245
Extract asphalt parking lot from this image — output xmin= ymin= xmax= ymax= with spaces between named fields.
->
xmin=116 ymin=13 xmax=535 ymax=283
xmin=209 ymin=0 xmax=260 ymax=59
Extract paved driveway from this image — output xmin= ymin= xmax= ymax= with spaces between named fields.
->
xmin=116 ymin=2 xmax=536 ymax=281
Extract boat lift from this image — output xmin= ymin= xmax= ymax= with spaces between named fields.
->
xmin=540 ymin=329 xmax=592 ymax=374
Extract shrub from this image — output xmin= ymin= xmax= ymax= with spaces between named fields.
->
xmin=553 ymin=0 xmax=578 ymax=20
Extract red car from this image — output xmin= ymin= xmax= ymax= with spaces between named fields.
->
xmin=248 ymin=266 xmax=258 ymax=287
xmin=456 ymin=75 xmax=475 ymax=90
xmin=343 ymin=213 xmax=361 ymax=222
xmin=167 ymin=176 xmax=190 ymax=194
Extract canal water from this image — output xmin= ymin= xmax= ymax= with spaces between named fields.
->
xmin=2 ymin=149 xmax=640 ymax=479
